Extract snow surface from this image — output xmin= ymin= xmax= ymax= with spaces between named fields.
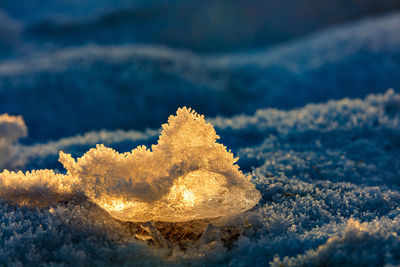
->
xmin=1 ymin=90 xmax=400 ymax=266
xmin=0 ymin=3 xmax=400 ymax=266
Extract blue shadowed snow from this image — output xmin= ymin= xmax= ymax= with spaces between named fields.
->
xmin=1 ymin=91 xmax=400 ymax=266
xmin=1 ymin=13 xmax=400 ymax=142
xmin=2 ymin=0 xmax=399 ymax=53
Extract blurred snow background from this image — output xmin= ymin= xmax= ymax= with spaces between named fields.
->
xmin=1 ymin=0 xmax=400 ymax=266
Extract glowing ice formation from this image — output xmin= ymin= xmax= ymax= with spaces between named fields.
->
xmin=0 ymin=108 xmax=260 ymax=222
xmin=59 ymin=107 xmax=261 ymax=222
xmin=0 ymin=169 xmax=77 ymax=207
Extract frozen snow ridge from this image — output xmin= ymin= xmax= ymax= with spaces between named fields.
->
xmin=0 ymin=114 xmax=27 ymax=169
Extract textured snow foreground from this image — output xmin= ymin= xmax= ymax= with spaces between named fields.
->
xmin=1 ymin=91 xmax=400 ymax=265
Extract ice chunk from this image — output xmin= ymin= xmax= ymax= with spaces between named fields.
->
xmin=0 ymin=108 xmax=260 ymax=222
xmin=59 ymin=107 xmax=260 ymax=222
xmin=200 ymin=224 xmax=222 ymax=245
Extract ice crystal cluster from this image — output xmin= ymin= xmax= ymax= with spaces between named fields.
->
xmin=0 ymin=169 xmax=77 ymax=207
xmin=0 ymin=108 xmax=260 ymax=222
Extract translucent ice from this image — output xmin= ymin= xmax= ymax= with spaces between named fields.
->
xmin=0 ymin=108 xmax=260 ymax=222
xmin=59 ymin=107 xmax=261 ymax=222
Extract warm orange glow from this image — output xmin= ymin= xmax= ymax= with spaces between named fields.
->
xmin=0 ymin=108 xmax=260 ymax=222
xmin=102 ymin=199 xmax=129 ymax=212
xmin=182 ymin=189 xmax=196 ymax=206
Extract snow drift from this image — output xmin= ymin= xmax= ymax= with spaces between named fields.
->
xmin=0 ymin=114 xmax=26 ymax=169
xmin=1 ymin=13 xmax=400 ymax=142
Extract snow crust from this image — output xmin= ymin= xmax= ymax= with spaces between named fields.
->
xmin=0 ymin=91 xmax=400 ymax=265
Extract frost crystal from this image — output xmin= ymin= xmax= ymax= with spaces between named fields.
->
xmin=0 ymin=108 xmax=260 ymax=222
xmin=59 ymin=107 xmax=261 ymax=222
xmin=0 ymin=169 xmax=77 ymax=207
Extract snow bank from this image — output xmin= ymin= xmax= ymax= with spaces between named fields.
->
xmin=1 ymin=13 xmax=399 ymax=142
xmin=0 ymin=114 xmax=27 ymax=169
xmin=6 ymin=0 xmax=399 ymax=52
xmin=0 ymin=11 xmax=20 ymax=58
